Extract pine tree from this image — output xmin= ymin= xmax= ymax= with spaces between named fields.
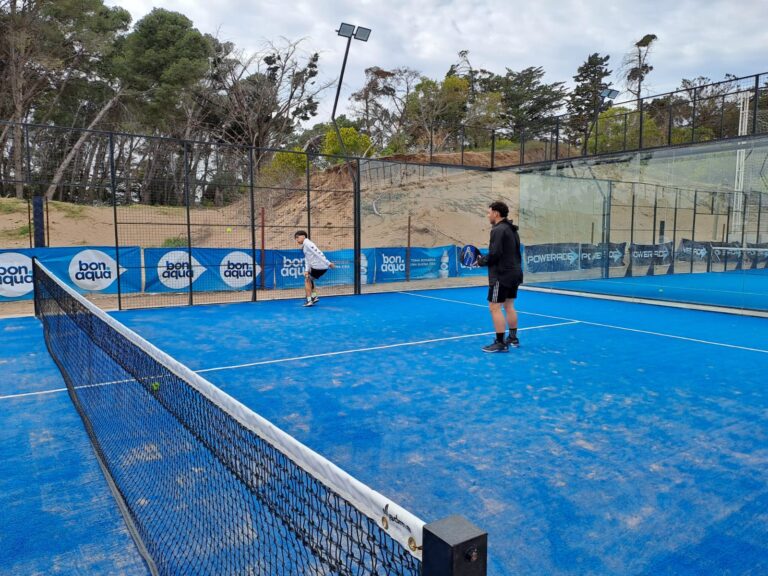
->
xmin=567 ymin=53 xmax=613 ymax=148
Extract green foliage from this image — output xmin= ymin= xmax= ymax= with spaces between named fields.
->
xmin=49 ymin=201 xmax=85 ymax=218
xmin=0 ymin=199 xmax=27 ymax=214
xmin=1 ymin=225 xmax=31 ymax=240
xmin=567 ymin=53 xmax=613 ymax=143
xmin=161 ymin=236 xmax=188 ymax=248
xmin=321 ymin=127 xmax=373 ymax=161
xmin=260 ymin=147 xmax=307 ymax=185
xmin=116 ymin=8 xmax=212 ymax=127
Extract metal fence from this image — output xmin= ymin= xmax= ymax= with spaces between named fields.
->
xmin=417 ymin=72 xmax=768 ymax=168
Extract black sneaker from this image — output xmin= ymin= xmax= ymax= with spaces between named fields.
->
xmin=482 ymin=341 xmax=509 ymax=353
xmin=311 ymin=296 xmax=319 ymax=304
xmin=302 ymin=299 xmax=315 ymax=307
xmin=505 ymin=335 xmax=520 ymax=348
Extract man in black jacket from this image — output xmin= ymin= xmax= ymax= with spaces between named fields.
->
xmin=477 ymin=201 xmax=523 ymax=352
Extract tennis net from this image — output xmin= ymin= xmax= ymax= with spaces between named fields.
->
xmin=33 ymin=259 xmax=424 ymax=575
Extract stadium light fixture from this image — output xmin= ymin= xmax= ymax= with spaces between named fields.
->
xmin=600 ymin=88 xmax=620 ymax=100
xmin=331 ymin=23 xmax=372 ymax=142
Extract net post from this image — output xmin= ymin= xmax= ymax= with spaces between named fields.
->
xmin=32 ymin=257 xmax=40 ymax=318
xmin=422 ymin=515 xmax=487 ymax=576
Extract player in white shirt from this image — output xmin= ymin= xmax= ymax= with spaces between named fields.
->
xmin=294 ymin=230 xmax=335 ymax=307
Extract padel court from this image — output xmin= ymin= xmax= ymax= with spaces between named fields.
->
xmin=2 ymin=287 xmax=767 ymax=575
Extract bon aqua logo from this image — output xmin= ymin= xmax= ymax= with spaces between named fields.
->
xmin=380 ymin=254 xmax=406 ymax=274
xmin=220 ymin=251 xmax=260 ymax=289
xmin=158 ymin=251 xmax=206 ymax=290
xmin=68 ymin=250 xmax=122 ymax=291
xmin=0 ymin=253 xmax=34 ymax=298
xmin=280 ymin=255 xmax=305 ymax=279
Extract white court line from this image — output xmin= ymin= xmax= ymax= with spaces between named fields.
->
xmin=197 ymin=320 xmax=580 ymax=374
xmin=399 ymin=291 xmax=768 ymax=355
xmin=0 ymin=321 xmax=579 ymax=400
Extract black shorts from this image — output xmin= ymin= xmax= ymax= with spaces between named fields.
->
xmin=487 ymin=281 xmax=519 ymax=303
xmin=309 ymin=268 xmax=327 ymax=280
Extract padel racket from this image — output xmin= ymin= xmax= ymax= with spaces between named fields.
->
xmin=460 ymin=244 xmax=481 ymax=267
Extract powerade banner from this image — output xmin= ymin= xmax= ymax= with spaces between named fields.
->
xmin=272 ymin=248 xmax=375 ymax=289
xmin=0 ymin=247 xmax=142 ymax=301
xmin=709 ymin=242 xmax=742 ymax=263
xmin=747 ymin=243 xmax=768 ymax=266
xmin=676 ymin=239 xmax=710 ymax=262
xmin=524 ymin=243 xmax=580 ymax=273
xmin=408 ymin=245 xmax=457 ymax=280
xmin=579 ymin=242 xmax=627 ymax=269
xmin=144 ymin=248 xmax=274 ymax=293
xmin=630 ymin=242 xmax=673 ymax=266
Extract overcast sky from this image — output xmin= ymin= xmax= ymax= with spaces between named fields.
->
xmin=104 ymin=0 xmax=768 ymax=123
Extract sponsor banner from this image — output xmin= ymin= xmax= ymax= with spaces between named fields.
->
xmin=579 ymin=242 xmax=627 ymax=269
xmin=630 ymin=242 xmax=673 ymax=266
xmin=676 ymin=239 xmax=710 ymax=262
xmin=457 ymin=245 xmax=488 ymax=277
xmin=746 ymin=243 xmax=768 ymax=266
xmin=272 ymin=248 xmax=375 ymax=289
xmin=374 ymin=248 xmax=407 ymax=283
xmin=0 ymin=247 xmax=142 ymax=300
xmin=709 ymin=242 xmax=742 ymax=263
xmin=144 ymin=248 xmax=273 ymax=293
xmin=409 ymin=245 xmax=457 ymax=280
xmin=524 ymin=243 xmax=580 ymax=273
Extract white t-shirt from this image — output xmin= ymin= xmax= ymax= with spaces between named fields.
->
xmin=302 ymin=239 xmax=331 ymax=271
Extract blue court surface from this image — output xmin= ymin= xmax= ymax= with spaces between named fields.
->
xmin=2 ymin=287 xmax=768 ymax=575
xmin=530 ymin=268 xmax=768 ymax=311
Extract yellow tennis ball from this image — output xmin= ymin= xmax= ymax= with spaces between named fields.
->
xmin=226 ymin=227 xmax=232 ymax=233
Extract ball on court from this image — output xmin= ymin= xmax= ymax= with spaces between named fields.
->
xmin=151 ymin=382 xmax=160 ymax=392
xmin=226 ymin=227 xmax=232 ymax=233
xmin=658 ymin=288 xmax=664 ymax=293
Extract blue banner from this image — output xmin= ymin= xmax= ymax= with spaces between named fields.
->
xmin=630 ymin=242 xmax=673 ymax=266
xmin=272 ymin=248 xmax=375 ymax=289
xmin=676 ymin=239 xmax=709 ymax=262
xmin=144 ymin=248 xmax=274 ymax=293
xmin=457 ymin=245 xmax=488 ymax=277
xmin=374 ymin=248 xmax=407 ymax=283
xmin=524 ymin=243 xmax=581 ymax=273
xmin=0 ymin=246 xmax=142 ymax=301
xmin=409 ymin=245 xmax=457 ymax=280
xmin=580 ymin=242 xmax=626 ymax=269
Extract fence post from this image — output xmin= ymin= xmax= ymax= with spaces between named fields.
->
xmin=183 ymin=141 xmax=193 ymax=306
xmin=354 ymin=159 xmax=361 ymax=295
xmin=422 ymin=515 xmax=487 ymax=576
xmin=554 ymin=117 xmax=560 ymax=161
xmin=670 ymin=188 xmax=679 ymax=274
xmin=638 ymin=98 xmax=644 ymax=150
xmin=626 ymin=185 xmax=636 ymax=277
xmin=752 ymin=74 xmax=760 ymax=135
xmin=690 ymin=88 xmax=697 ymax=143
xmin=109 ymin=132 xmax=122 ymax=310
xmin=32 ymin=196 xmax=46 ymax=247
xmin=306 ymin=153 xmax=311 ymax=237
xmin=490 ymin=130 xmax=496 ymax=170
xmin=460 ymin=125 xmax=465 ymax=166
xmin=602 ymin=182 xmax=612 ymax=279
xmin=691 ymin=190 xmax=698 ymax=273
xmin=248 ymin=146 xmax=258 ymax=302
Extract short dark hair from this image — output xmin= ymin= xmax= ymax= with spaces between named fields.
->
xmin=294 ymin=230 xmax=308 ymax=239
xmin=489 ymin=201 xmax=509 ymax=218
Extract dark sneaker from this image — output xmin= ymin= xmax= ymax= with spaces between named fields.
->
xmin=482 ymin=341 xmax=509 ymax=353
xmin=505 ymin=335 xmax=520 ymax=348
xmin=311 ymin=296 xmax=319 ymax=304
xmin=302 ymin=299 xmax=315 ymax=307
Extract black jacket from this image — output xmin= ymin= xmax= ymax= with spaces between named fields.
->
xmin=479 ymin=219 xmax=523 ymax=287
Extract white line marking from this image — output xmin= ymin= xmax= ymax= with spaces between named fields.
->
xmin=2 ymin=321 xmax=580 ymax=399
xmin=197 ymin=321 xmax=579 ymax=374
xmin=399 ymin=291 xmax=768 ymax=354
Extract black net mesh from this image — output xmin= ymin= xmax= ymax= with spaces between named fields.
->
xmin=33 ymin=260 xmax=421 ymax=576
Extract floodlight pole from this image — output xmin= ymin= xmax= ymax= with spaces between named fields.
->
xmin=332 ymin=29 xmax=359 ymax=294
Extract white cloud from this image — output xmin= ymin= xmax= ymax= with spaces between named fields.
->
xmin=105 ymin=0 xmax=768 ymax=122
